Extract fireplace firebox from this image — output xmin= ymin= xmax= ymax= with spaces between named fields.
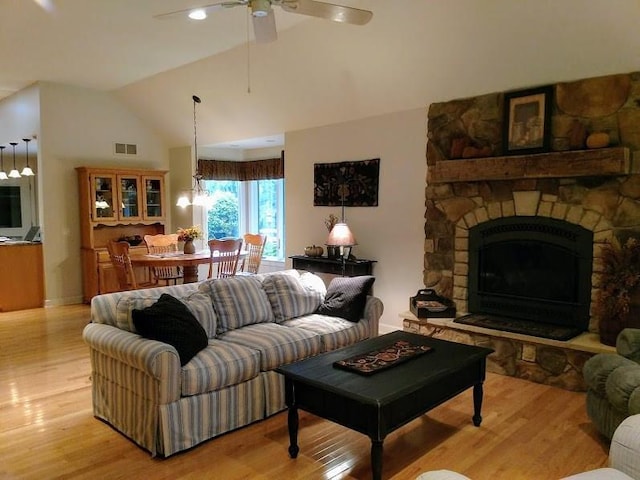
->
xmin=464 ymin=216 xmax=593 ymax=338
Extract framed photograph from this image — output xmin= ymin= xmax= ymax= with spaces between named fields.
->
xmin=502 ymin=85 xmax=553 ymax=155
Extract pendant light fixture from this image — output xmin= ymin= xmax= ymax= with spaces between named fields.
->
xmin=176 ymin=95 xmax=214 ymax=209
xmin=0 ymin=146 xmax=7 ymax=180
xmin=8 ymin=142 xmax=21 ymax=178
xmin=20 ymin=138 xmax=34 ymax=176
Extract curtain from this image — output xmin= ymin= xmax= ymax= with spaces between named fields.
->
xmin=198 ymin=153 xmax=284 ymax=181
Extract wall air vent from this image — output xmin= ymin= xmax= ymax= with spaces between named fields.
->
xmin=114 ymin=143 xmax=138 ymax=156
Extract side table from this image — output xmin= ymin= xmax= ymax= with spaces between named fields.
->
xmin=289 ymin=255 xmax=375 ymax=277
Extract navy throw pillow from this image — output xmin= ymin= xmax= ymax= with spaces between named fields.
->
xmin=317 ymin=275 xmax=375 ymax=322
xmin=132 ymin=293 xmax=208 ymax=366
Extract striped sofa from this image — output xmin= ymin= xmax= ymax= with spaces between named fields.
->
xmin=83 ymin=269 xmax=384 ymax=457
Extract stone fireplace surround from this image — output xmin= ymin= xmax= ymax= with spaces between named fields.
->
xmin=448 ymin=175 xmax=614 ymax=334
xmin=408 ymin=72 xmax=640 ymax=390
xmin=411 ymin=149 xmax=639 ymax=391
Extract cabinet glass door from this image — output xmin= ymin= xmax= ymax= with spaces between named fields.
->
xmin=142 ymin=176 xmax=164 ymax=220
xmin=118 ymin=175 xmax=141 ymax=220
xmin=91 ymin=174 xmax=117 ymax=221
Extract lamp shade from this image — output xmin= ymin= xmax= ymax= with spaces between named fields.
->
xmin=326 ymin=223 xmax=357 ymax=246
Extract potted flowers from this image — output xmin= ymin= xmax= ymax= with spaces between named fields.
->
xmin=324 ymin=213 xmax=339 ymax=259
xmin=177 ymin=225 xmax=203 ymax=254
xmin=596 ymin=236 xmax=640 ymax=346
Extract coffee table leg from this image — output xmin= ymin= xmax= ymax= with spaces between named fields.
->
xmin=472 ymin=382 xmax=483 ymax=426
xmin=287 ymin=405 xmax=300 ymax=458
xmin=371 ymin=439 xmax=383 ymax=480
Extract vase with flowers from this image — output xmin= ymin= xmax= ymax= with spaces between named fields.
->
xmin=596 ymin=236 xmax=640 ymax=346
xmin=324 ymin=213 xmax=340 ymax=259
xmin=177 ymin=225 xmax=203 ymax=254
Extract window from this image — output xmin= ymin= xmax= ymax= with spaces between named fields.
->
xmin=202 ymin=179 xmax=284 ymax=260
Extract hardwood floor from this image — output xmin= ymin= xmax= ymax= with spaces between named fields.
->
xmin=0 ymin=305 xmax=609 ymax=479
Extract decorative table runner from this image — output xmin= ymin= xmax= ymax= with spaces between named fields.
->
xmin=334 ymin=340 xmax=433 ymax=375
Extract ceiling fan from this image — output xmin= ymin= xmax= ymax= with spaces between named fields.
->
xmin=154 ymin=0 xmax=373 ymax=44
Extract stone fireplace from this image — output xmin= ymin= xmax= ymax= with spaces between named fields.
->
xmin=405 ymin=72 xmax=640 ymax=390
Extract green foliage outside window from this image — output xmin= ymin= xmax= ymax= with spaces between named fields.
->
xmin=207 ymin=190 xmax=239 ymax=239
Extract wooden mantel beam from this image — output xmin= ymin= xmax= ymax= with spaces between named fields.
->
xmin=429 ymin=147 xmax=631 ymax=183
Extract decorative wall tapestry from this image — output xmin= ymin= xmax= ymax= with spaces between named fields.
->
xmin=313 ymin=158 xmax=380 ymax=206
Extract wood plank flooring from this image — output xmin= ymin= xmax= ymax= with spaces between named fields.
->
xmin=0 ymin=305 xmax=609 ymax=479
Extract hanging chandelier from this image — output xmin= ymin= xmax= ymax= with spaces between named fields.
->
xmin=176 ymin=95 xmax=214 ymax=209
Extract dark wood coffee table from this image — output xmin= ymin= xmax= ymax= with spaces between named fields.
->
xmin=275 ymin=330 xmax=493 ymax=480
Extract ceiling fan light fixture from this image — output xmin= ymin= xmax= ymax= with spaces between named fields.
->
xmin=251 ymin=0 xmax=271 ymax=17
xmin=188 ymin=9 xmax=207 ymax=20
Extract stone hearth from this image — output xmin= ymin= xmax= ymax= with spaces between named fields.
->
xmin=402 ymin=310 xmax=614 ymax=391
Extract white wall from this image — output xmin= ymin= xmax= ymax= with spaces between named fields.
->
xmin=286 ymin=108 xmax=427 ymax=332
xmin=38 ymin=82 xmax=170 ymax=305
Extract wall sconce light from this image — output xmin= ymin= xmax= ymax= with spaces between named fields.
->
xmin=8 ymin=142 xmax=21 ymax=178
xmin=0 ymin=146 xmax=7 ymax=180
xmin=21 ymin=138 xmax=34 ymax=176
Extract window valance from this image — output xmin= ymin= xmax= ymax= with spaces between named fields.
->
xmin=198 ymin=155 xmax=284 ymax=181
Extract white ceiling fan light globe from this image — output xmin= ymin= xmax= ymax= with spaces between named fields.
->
xmin=188 ymin=9 xmax=207 ymax=20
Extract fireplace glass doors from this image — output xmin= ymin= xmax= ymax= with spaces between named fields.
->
xmin=467 ymin=217 xmax=593 ymax=333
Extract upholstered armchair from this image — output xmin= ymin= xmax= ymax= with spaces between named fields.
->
xmin=583 ymin=328 xmax=640 ymax=440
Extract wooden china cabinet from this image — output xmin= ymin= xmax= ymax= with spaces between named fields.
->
xmin=77 ymin=167 xmax=168 ymax=302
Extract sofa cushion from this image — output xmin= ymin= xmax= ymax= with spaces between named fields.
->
xmin=317 ymin=275 xmax=375 ymax=322
xmin=282 ymin=313 xmax=370 ymax=352
xmin=181 ymin=339 xmax=261 ymax=396
xmin=262 ymin=271 xmax=323 ymax=323
xmin=220 ymin=323 xmax=322 ymax=371
xmin=132 ymin=294 xmax=208 ymax=366
xmin=199 ymin=276 xmax=274 ymax=335
xmin=115 ymin=291 xmax=217 ymax=337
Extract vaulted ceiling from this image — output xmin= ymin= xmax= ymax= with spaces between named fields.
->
xmin=2 ymin=0 xmax=640 ymax=150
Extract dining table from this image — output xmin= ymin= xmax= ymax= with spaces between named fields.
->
xmin=130 ymin=250 xmax=247 ymax=284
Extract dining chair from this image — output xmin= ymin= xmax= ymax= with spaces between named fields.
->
xmin=207 ymin=238 xmax=243 ymax=279
xmin=239 ymin=233 xmax=267 ymax=275
xmin=144 ymin=233 xmax=183 ymax=285
xmin=106 ymin=240 xmax=140 ymax=291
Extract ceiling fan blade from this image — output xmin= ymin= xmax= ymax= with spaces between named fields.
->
xmin=253 ymin=10 xmax=278 ymax=43
xmin=279 ymin=0 xmax=372 ymax=25
xmin=154 ymin=1 xmax=246 ymax=20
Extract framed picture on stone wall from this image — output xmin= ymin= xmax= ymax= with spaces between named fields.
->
xmin=502 ymin=85 xmax=553 ymax=155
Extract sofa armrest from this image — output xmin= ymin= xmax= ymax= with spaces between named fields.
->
xmin=83 ymin=322 xmax=182 ymax=404
xmin=610 ymin=414 xmax=640 ymax=478
xmin=617 ymin=329 xmax=640 ymax=363
xmin=363 ymin=295 xmax=384 ymax=337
